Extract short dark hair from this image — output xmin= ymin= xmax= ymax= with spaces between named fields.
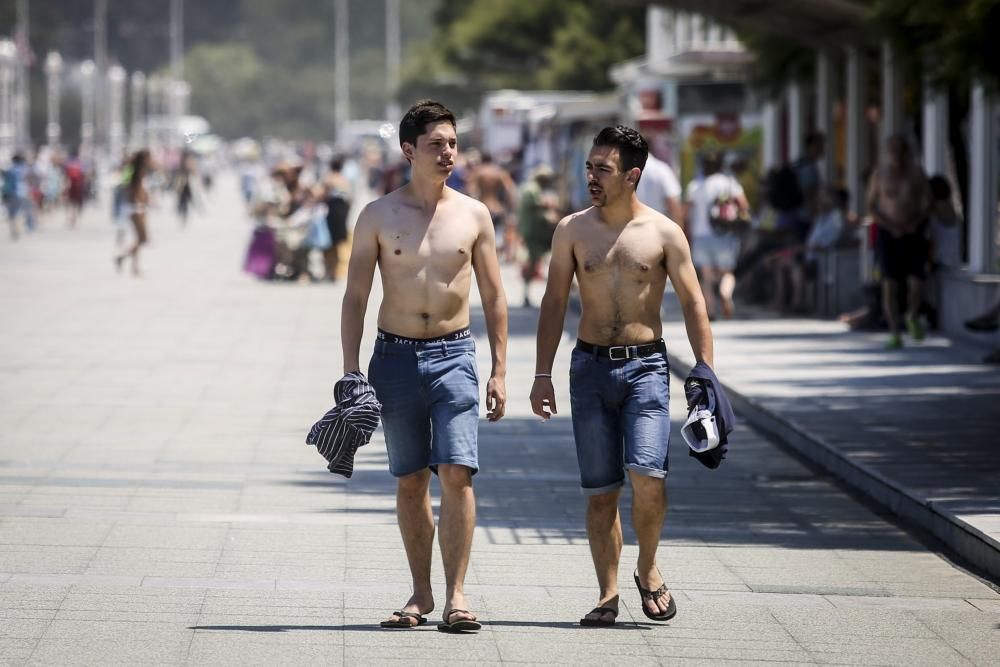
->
xmin=592 ymin=125 xmax=648 ymax=182
xmin=330 ymin=155 xmax=345 ymax=172
xmin=928 ymin=174 xmax=951 ymax=201
xmin=399 ymin=99 xmax=456 ymax=150
xmin=805 ymin=130 xmax=825 ymax=150
xmin=701 ymin=151 xmax=723 ymax=175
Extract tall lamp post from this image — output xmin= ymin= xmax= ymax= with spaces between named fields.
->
xmin=0 ymin=40 xmax=15 ymax=162
xmin=146 ymin=74 xmax=161 ymax=148
xmin=45 ymin=52 xmax=63 ymax=149
xmin=79 ymin=60 xmax=96 ymax=158
xmin=107 ymin=65 xmax=126 ymax=160
xmin=130 ymin=71 xmax=145 ymax=150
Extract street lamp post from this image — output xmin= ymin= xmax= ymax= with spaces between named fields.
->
xmin=130 ymin=71 xmax=145 ymax=150
xmin=0 ymin=40 xmax=15 ymax=162
xmin=108 ymin=65 xmax=126 ymax=161
xmin=147 ymin=74 xmax=161 ymax=147
xmin=45 ymin=52 xmax=63 ymax=148
xmin=79 ymin=60 xmax=96 ymax=158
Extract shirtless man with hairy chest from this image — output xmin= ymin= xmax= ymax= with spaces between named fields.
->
xmin=531 ymin=126 xmax=714 ymax=627
xmin=341 ymin=100 xmax=507 ymax=633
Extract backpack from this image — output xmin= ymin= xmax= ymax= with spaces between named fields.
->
xmin=766 ymin=163 xmax=804 ymax=212
xmin=708 ymin=178 xmax=750 ymax=234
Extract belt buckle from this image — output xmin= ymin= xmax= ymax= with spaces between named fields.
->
xmin=608 ymin=345 xmax=630 ymax=361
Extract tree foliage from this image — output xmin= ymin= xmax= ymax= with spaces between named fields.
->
xmin=400 ymin=0 xmax=647 ymax=98
xmin=871 ymin=0 xmax=1000 ymax=89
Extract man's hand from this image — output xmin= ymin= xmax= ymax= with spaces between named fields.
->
xmin=485 ymin=375 xmax=506 ymax=422
xmin=529 ymin=377 xmax=557 ymax=420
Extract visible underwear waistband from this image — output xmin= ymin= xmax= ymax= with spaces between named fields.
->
xmin=376 ymin=327 xmax=472 ymax=345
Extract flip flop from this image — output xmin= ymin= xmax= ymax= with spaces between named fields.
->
xmin=437 ymin=609 xmax=482 ymax=633
xmin=633 ymin=570 xmax=677 ymax=622
xmin=380 ymin=610 xmax=428 ymax=629
xmin=579 ymin=606 xmax=618 ymax=627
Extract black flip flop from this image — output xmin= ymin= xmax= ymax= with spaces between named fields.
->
xmin=380 ymin=610 xmax=428 ymax=628
xmin=437 ymin=609 xmax=482 ymax=633
xmin=579 ymin=606 xmax=618 ymax=627
xmin=633 ymin=570 xmax=677 ymax=622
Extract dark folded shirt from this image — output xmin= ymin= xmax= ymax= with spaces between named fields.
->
xmin=306 ymin=372 xmax=381 ymax=478
xmin=684 ymin=362 xmax=736 ymax=469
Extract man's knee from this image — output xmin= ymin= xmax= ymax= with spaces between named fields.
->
xmin=398 ymin=469 xmax=431 ymax=497
xmin=437 ymin=464 xmax=473 ymax=492
xmin=629 ymin=472 xmax=666 ymax=501
xmin=587 ymin=489 xmax=620 ymax=514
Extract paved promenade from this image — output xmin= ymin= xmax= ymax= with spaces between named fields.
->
xmin=0 ymin=177 xmax=998 ymax=665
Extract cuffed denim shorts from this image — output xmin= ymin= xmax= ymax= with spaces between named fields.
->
xmin=569 ymin=342 xmax=671 ymax=495
xmin=368 ymin=337 xmax=480 ymax=477
xmin=692 ymin=233 xmax=741 ymax=271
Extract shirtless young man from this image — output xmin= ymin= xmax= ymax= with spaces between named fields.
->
xmin=530 ymin=126 xmax=713 ymax=626
xmin=341 ymin=100 xmax=508 ymax=632
xmin=865 ymin=133 xmax=932 ymax=349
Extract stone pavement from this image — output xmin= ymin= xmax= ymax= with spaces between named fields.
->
xmin=661 ymin=293 xmax=1000 ymax=582
xmin=0 ymin=177 xmax=998 ymax=665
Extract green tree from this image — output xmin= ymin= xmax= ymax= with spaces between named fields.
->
xmin=400 ymin=0 xmax=647 ymax=101
xmin=872 ymin=0 xmax=1000 ymax=89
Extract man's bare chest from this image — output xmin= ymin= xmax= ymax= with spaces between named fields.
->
xmin=379 ymin=217 xmax=476 ymax=273
xmin=576 ymin=233 xmax=665 ymax=280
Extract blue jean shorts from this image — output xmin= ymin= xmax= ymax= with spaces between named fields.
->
xmin=569 ymin=341 xmax=671 ymax=495
xmin=692 ymin=233 xmax=741 ymax=271
xmin=368 ymin=336 xmax=480 ymax=477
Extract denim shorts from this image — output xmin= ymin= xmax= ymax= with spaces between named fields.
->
xmin=368 ymin=337 xmax=480 ymax=477
xmin=569 ymin=342 xmax=671 ymax=495
xmin=692 ymin=233 xmax=741 ymax=271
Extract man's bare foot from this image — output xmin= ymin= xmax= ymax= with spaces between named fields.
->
xmin=580 ymin=594 xmax=618 ymax=626
xmin=381 ymin=593 xmax=434 ymax=628
xmin=440 ymin=593 xmax=479 ymax=628
xmin=635 ymin=567 xmax=673 ymax=618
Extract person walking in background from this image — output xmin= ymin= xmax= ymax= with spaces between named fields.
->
xmin=321 ymin=155 xmax=352 ymax=282
xmin=866 ymin=134 xmax=932 ymax=349
xmin=517 ymin=165 xmax=560 ymax=308
xmin=636 ymin=151 xmax=682 ymax=223
xmin=114 ymin=150 xmax=151 ymax=277
xmin=175 ymin=151 xmax=197 ymax=226
xmin=3 ymin=153 xmax=36 ymax=240
xmin=684 ymin=151 xmax=750 ymax=319
xmin=468 ymin=152 xmax=517 ymax=262
xmin=63 ymin=149 xmax=88 ymax=228
xmin=531 ymin=126 xmax=713 ymax=627
xmin=341 ymin=100 xmax=507 ymax=633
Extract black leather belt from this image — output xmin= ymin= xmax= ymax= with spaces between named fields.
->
xmin=576 ymin=339 xmax=666 ymax=360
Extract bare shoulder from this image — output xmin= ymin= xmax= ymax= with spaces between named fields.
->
xmin=557 ymin=207 xmax=596 ymax=237
xmin=449 ymin=188 xmax=491 ymax=219
xmin=360 ymin=192 xmax=398 ymax=223
xmin=640 ymin=206 xmax=685 ymax=244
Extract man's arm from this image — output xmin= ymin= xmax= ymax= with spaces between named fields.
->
xmin=530 ymin=217 xmax=575 ymax=419
xmin=471 ymin=202 xmax=508 ymax=422
xmin=340 ymin=204 xmax=379 ymax=374
xmin=664 ymin=222 xmax=714 ymax=367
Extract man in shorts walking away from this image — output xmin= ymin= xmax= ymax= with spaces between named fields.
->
xmin=341 ymin=100 xmax=508 ymax=633
xmin=530 ymin=126 xmax=714 ymax=626
xmin=866 ymin=133 xmax=931 ymax=349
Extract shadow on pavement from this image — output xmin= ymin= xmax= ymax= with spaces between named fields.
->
xmin=291 ymin=414 xmax=933 ymax=553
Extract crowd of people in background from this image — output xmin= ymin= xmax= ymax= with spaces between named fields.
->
xmin=2 ymin=121 xmax=990 ymax=359
xmin=1 ymin=143 xmax=221 ymax=279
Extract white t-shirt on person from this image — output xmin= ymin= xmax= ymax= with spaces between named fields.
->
xmin=637 ymin=155 xmax=681 ymax=215
xmin=685 ymin=172 xmax=745 ymax=238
